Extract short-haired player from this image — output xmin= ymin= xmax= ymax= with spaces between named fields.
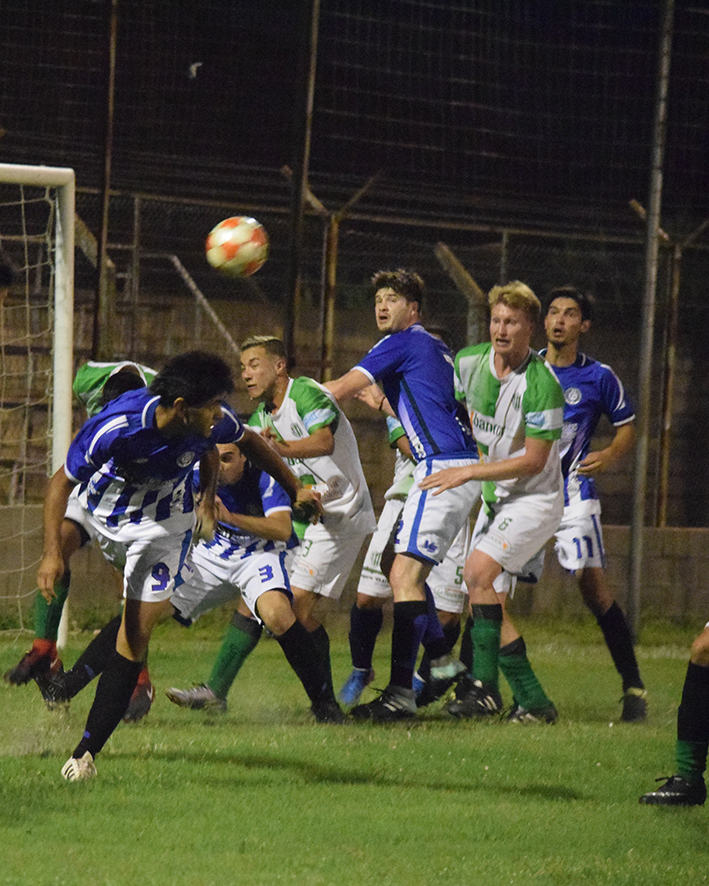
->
xmin=164 ymin=443 xmax=345 ymax=723
xmin=421 ymin=281 xmax=564 ymax=722
xmin=238 ymin=335 xmax=376 ymax=700
xmin=326 ymin=269 xmax=480 ymax=721
xmin=542 ymin=285 xmax=646 ymax=721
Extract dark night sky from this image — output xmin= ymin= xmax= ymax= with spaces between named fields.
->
xmin=0 ymin=1 xmax=707 ymax=231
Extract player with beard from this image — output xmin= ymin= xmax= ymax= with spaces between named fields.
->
xmin=326 ymin=269 xmax=479 ymax=721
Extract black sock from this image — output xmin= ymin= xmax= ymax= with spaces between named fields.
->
xmin=278 ymin=620 xmax=328 ymax=704
xmin=419 ymin=619 xmax=461 ymax=679
xmin=348 ymin=603 xmax=383 ymax=670
xmin=678 ymin=661 xmax=709 ymax=743
xmin=459 ymin=616 xmax=474 ymax=673
xmin=597 ymin=602 xmax=643 ymax=691
xmin=421 ymin=583 xmax=449 ymax=660
xmin=390 ymin=600 xmax=428 ymax=689
xmin=309 ymin=625 xmax=333 ymax=693
xmin=72 ymin=651 xmax=142 ymax=759
xmin=63 ymin=615 xmax=122 ymax=698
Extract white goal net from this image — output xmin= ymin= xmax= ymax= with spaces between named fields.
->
xmin=0 ymin=163 xmax=74 ymax=632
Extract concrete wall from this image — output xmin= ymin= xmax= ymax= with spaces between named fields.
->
xmin=2 ymin=505 xmax=708 ymax=631
xmin=509 ymin=525 xmax=709 ymax=624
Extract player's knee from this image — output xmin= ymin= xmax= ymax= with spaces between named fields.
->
xmin=578 ymin=568 xmax=613 ymax=615
xmin=255 ymin=591 xmax=294 ymax=636
xmin=356 ymin=593 xmax=385 ymax=610
xmin=437 ymin=608 xmax=459 ymax=628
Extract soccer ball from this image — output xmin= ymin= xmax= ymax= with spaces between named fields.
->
xmin=205 ymin=216 xmax=269 ymax=278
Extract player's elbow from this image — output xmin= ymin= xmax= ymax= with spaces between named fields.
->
xmin=271 ymin=516 xmax=294 ymax=542
xmin=524 ymin=455 xmax=549 ymax=476
xmin=311 ymin=429 xmax=335 ymax=457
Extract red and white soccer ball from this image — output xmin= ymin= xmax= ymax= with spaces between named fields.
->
xmin=205 ymin=216 xmax=269 ymax=278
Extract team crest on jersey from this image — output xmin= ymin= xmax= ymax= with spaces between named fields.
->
xmin=177 ymin=451 xmax=195 ymax=467
xmin=564 ymin=387 xmax=582 ymax=406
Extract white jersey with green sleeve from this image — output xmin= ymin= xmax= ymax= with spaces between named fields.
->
xmin=72 ymin=360 xmax=157 ymax=418
xmin=248 ymin=376 xmax=376 ymax=534
xmin=384 ymin=416 xmax=415 ymax=501
xmin=455 ymin=342 xmax=564 ymax=506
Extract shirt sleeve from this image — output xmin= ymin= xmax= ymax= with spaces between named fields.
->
xmin=64 ymin=412 xmax=129 ymax=483
xmin=259 ymin=471 xmax=292 ymax=515
xmin=522 ymin=360 xmax=565 ymax=441
xmin=386 ymin=415 xmax=406 ymax=447
xmin=598 ymin=364 xmax=635 ymax=426
xmin=354 ymin=334 xmax=404 ymax=385
xmin=211 ymin=404 xmax=245 ymax=444
xmin=292 ymin=377 xmax=339 ymax=435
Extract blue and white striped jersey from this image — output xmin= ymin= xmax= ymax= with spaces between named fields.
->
xmin=540 ymin=350 xmax=635 ymax=507
xmin=201 ymin=460 xmax=298 ymax=560
xmin=355 ymin=323 xmax=477 ymax=463
xmin=65 ymin=388 xmax=244 ymax=530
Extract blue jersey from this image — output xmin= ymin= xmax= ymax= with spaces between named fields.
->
xmin=541 ymin=350 xmax=634 ymax=507
xmin=65 ymin=388 xmax=244 ymax=529
xmin=355 ymin=323 xmax=477 ymax=463
xmin=200 ymin=461 xmax=298 ymax=560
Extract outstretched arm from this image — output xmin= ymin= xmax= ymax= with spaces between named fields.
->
xmin=260 ymin=425 xmax=334 ymax=460
xmin=216 ymin=501 xmax=293 ymax=542
xmin=237 ymin=428 xmax=323 ymax=522
xmin=354 ymin=382 xmax=395 ymax=417
xmin=419 ymin=437 xmax=553 ymax=495
xmin=324 ymin=369 xmax=371 ymax=403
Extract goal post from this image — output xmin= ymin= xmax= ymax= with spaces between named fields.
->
xmin=0 ymin=163 xmax=75 ymax=635
xmin=0 ymin=163 xmax=75 ymax=471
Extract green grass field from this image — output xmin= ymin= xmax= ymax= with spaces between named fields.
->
xmin=1 ymin=616 xmax=706 ymax=886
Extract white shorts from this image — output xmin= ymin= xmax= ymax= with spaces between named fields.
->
xmin=356 ymin=498 xmax=403 ymax=598
xmin=554 ymin=501 xmax=605 ymax=571
xmin=65 ymin=488 xmax=193 ymax=603
xmin=172 ymin=541 xmax=290 ymax=625
xmin=289 ymin=520 xmax=369 ymax=600
xmin=428 ymin=520 xmax=470 ymax=613
xmin=65 ymin=489 xmax=127 ymax=571
xmin=471 ymin=491 xmax=563 ymax=577
xmin=358 ymin=498 xmax=472 ymax=614
xmin=395 ymin=457 xmax=481 ymax=565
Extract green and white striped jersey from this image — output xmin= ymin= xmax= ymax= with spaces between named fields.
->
xmin=455 ymin=342 xmax=564 ymax=506
xmin=248 ymin=376 xmax=375 ymax=533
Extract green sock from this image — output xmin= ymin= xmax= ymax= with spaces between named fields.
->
xmin=499 ymin=636 xmax=551 ymax=711
xmin=471 ymin=604 xmax=502 ymax=690
xmin=33 ymin=572 xmax=70 ymax=641
xmin=676 ymin=739 xmax=708 ymax=785
xmin=207 ymin=611 xmax=262 ymax=699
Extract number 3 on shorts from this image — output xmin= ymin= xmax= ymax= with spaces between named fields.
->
xmin=258 ymin=564 xmax=274 ymax=583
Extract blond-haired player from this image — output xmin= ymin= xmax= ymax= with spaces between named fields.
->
xmin=421 ymin=281 xmax=564 ymax=722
